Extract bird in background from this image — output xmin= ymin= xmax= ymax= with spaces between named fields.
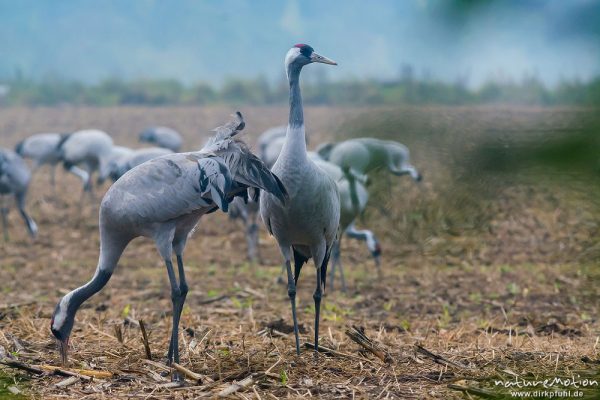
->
xmin=317 ymin=138 xmax=422 ymax=182
xmin=97 ymin=146 xmax=134 ymax=185
xmin=260 ymin=44 xmax=340 ymax=355
xmin=139 ymin=126 xmax=182 ymax=152
xmin=0 ymin=148 xmax=38 ymax=241
xmin=50 ymin=112 xmax=287 ymax=382
xmin=14 ymin=132 xmax=63 ymax=192
xmin=312 ymin=158 xmax=381 ymax=291
xmin=57 ymin=129 xmax=115 ymax=199
xmin=105 ymin=147 xmax=173 ymax=183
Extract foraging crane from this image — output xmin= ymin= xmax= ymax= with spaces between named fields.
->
xmin=105 ymin=147 xmax=173 ymax=183
xmin=15 ymin=133 xmax=63 ymax=190
xmin=139 ymin=126 xmax=182 ymax=152
xmin=312 ymin=159 xmax=381 ymax=292
xmin=50 ymin=113 xmax=287 ymax=382
xmin=0 ymin=148 xmax=38 ymax=241
xmin=260 ymin=44 xmax=339 ymax=355
xmin=318 ymin=138 xmax=422 ymax=182
xmin=97 ymin=146 xmax=134 ymax=185
xmin=58 ymin=129 xmax=114 ymax=195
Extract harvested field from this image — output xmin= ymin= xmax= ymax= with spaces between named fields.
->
xmin=1 ymin=106 xmax=599 ymax=399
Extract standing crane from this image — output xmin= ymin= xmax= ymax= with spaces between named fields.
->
xmin=228 ymin=127 xmax=310 ymax=261
xmin=139 ymin=126 xmax=182 ymax=152
xmin=260 ymin=44 xmax=339 ymax=355
xmin=15 ymin=132 xmax=63 ymax=191
xmin=312 ymin=159 xmax=381 ymax=291
xmin=50 ymin=113 xmax=287 ymax=382
xmin=0 ymin=148 xmax=38 ymax=241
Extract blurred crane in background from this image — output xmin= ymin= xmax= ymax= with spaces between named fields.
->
xmin=15 ymin=132 xmax=63 ymax=192
xmin=139 ymin=126 xmax=182 ymax=152
xmin=312 ymin=158 xmax=381 ymax=292
xmin=0 ymin=148 xmax=38 ymax=241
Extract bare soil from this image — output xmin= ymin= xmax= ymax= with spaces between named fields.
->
xmin=0 ymin=106 xmax=599 ymax=399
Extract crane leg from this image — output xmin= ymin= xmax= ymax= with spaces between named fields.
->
xmin=50 ymin=165 xmax=57 ymax=197
xmin=284 ymin=257 xmax=301 ymax=355
xmin=336 ymin=241 xmax=347 ymax=293
xmin=328 ymin=240 xmax=347 ymax=293
xmin=328 ymin=253 xmax=336 ymax=291
xmin=313 ymin=266 xmax=323 ymax=355
xmin=164 ymin=257 xmax=188 ymax=382
xmin=246 ymin=222 xmax=259 ymax=262
xmin=1 ymin=197 xmax=8 ymax=242
xmin=374 ymin=254 xmax=382 ymax=280
xmin=16 ymin=193 xmax=37 ymax=238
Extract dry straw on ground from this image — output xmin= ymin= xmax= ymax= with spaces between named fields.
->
xmin=1 ymin=106 xmax=599 ymax=398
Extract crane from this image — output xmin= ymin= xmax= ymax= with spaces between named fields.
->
xmin=106 ymin=147 xmax=173 ymax=183
xmin=58 ymin=129 xmax=115 ymax=197
xmin=139 ymin=126 xmax=182 ymax=152
xmin=15 ymin=132 xmax=63 ymax=191
xmin=318 ymin=138 xmax=422 ymax=182
xmin=260 ymin=44 xmax=339 ymax=355
xmin=50 ymin=113 xmax=287 ymax=382
xmin=0 ymin=148 xmax=38 ymax=241
xmin=97 ymin=146 xmax=134 ymax=185
xmin=312 ymin=158 xmax=381 ymax=291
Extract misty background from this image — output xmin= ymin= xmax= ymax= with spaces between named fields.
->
xmin=0 ymin=0 xmax=599 ymax=106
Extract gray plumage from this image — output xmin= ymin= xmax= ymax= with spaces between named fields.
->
xmin=97 ymin=146 xmax=134 ymax=184
xmin=313 ymin=159 xmax=381 ymax=291
xmin=139 ymin=126 xmax=183 ymax=152
xmin=227 ymin=124 xmax=301 ymax=261
xmin=257 ymin=125 xmax=286 ymax=159
xmin=107 ymin=147 xmax=173 ymax=182
xmin=0 ymin=148 xmax=38 ymax=240
xmin=318 ymin=137 xmax=422 ymax=181
xmin=259 ymin=44 xmax=339 ymax=355
xmin=58 ymin=129 xmax=115 ymax=194
xmin=50 ymin=112 xmax=287 ymax=381
xmin=15 ymin=132 xmax=63 ymax=189
xmin=259 ymin=126 xmax=309 ymax=169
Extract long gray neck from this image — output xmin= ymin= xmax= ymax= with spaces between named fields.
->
xmin=279 ymin=63 xmax=307 ymax=163
xmin=346 ymin=224 xmax=370 ymax=241
xmin=59 ymin=234 xmax=129 ymax=328
xmin=287 ymin=64 xmax=304 ymax=128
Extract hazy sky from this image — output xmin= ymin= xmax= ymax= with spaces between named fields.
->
xmin=0 ymin=0 xmax=598 ymax=87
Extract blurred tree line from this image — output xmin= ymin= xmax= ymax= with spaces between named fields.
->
xmin=1 ymin=71 xmax=599 ymax=107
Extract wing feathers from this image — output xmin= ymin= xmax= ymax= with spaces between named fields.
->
xmin=198 ymin=157 xmax=233 ymax=212
xmin=197 ymin=111 xmax=287 ymax=209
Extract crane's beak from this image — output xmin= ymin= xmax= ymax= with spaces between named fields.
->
xmin=56 ymin=338 xmax=69 ymax=366
xmin=311 ymin=52 xmax=337 ymax=65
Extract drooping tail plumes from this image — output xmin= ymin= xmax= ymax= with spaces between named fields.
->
xmin=199 ymin=112 xmax=288 ymax=206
